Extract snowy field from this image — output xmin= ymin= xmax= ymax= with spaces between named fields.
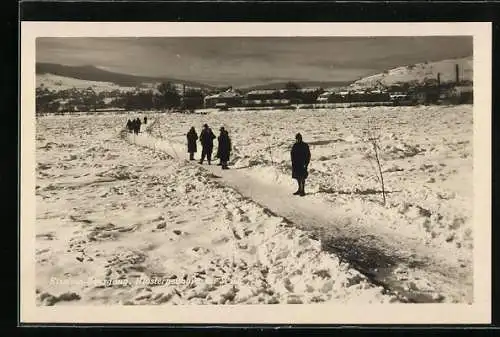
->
xmin=35 ymin=105 xmax=473 ymax=305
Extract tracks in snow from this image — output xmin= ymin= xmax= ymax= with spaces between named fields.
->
xmin=122 ymin=131 xmax=472 ymax=304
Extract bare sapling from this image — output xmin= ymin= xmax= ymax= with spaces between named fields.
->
xmin=365 ymin=118 xmax=386 ymax=205
xmin=145 ymin=117 xmax=157 ymax=135
xmin=148 ymin=116 xmax=178 ymax=159
xmin=157 ymin=117 xmax=164 ymax=139
xmin=146 ymin=117 xmax=158 ymax=151
xmin=68 ymin=118 xmax=74 ymax=137
xmin=165 ymin=127 xmax=180 ymax=160
xmin=159 ymin=118 xmax=164 ymax=139
xmin=158 ymin=117 xmax=178 ymax=159
xmin=267 ymin=135 xmax=280 ymax=181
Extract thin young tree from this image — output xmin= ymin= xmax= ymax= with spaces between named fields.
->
xmin=365 ymin=118 xmax=386 ymax=205
xmin=266 ymin=134 xmax=280 ymax=181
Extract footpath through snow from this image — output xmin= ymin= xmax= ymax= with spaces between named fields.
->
xmin=36 ymin=117 xmax=401 ymax=306
xmin=124 ymin=130 xmax=472 ymax=304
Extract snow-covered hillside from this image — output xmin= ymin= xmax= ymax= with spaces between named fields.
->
xmin=350 ymin=57 xmax=473 ymax=89
xmin=36 ymin=74 xmax=139 ymax=93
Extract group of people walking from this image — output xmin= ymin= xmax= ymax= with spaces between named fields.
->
xmin=125 ymin=117 xmax=311 ymax=196
xmin=126 ymin=117 xmax=148 ymax=134
xmin=187 ymin=124 xmax=231 ymax=169
xmin=186 ymin=125 xmax=311 ymax=195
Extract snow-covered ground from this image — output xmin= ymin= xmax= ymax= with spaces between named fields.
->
xmin=35 ymin=114 xmax=399 ymax=306
xmin=35 ymin=105 xmax=473 ymax=306
xmin=147 ymin=105 xmax=472 ymax=252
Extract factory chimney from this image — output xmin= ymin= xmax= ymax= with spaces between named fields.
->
xmin=455 ymin=64 xmax=460 ymax=84
xmin=437 ymin=72 xmax=441 ymax=87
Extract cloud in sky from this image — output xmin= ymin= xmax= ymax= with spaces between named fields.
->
xmin=36 ymin=36 xmax=473 ymax=87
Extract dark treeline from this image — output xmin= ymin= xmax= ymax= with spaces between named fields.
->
xmin=35 ymin=80 xmax=315 ymax=114
xmin=36 ymin=81 xmax=203 ymax=114
xmin=36 ymin=86 xmax=107 ymax=113
xmin=36 ymin=76 xmax=473 ymax=114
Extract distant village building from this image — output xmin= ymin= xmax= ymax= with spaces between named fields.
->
xmin=317 ymin=91 xmax=333 ymax=103
xmin=316 ymin=88 xmax=390 ymax=104
xmin=389 ymin=92 xmax=412 ymax=105
xmin=439 ymin=85 xmax=473 ymax=104
xmin=204 ymin=89 xmax=242 ymax=108
xmin=297 ymin=87 xmax=324 ymax=104
xmin=409 ymin=86 xmax=440 ymax=105
xmin=243 ymin=89 xmax=291 ymax=107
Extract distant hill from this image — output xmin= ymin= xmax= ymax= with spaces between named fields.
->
xmin=36 ymin=63 xmax=215 ymax=89
xmin=240 ymin=80 xmax=351 ymax=92
xmin=37 ymin=73 xmax=139 ymax=93
xmin=350 ymin=57 xmax=473 ymax=89
xmin=36 ymin=63 xmax=352 ymax=93
xmin=37 ymin=57 xmax=472 ymax=95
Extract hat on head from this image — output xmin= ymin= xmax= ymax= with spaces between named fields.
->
xmin=220 ymin=126 xmax=225 ymax=131
xmin=295 ymin=133 xmax=302 ymax=141
xmin=203 ymin=123 xmax=208 ymax=128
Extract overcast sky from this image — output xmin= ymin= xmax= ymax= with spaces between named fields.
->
xmin=36 ymin=36 xmax=472 ymax=87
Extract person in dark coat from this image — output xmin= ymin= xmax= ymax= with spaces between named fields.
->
xmin=186 ymin=127 xmax=198 ymax=160
xmin=215 ymin=129 xmax=223 ymax=166
xmin=134 ymin=118 xmax=142 ymax=135
xmin=290 ymin=133 xmax=311 ymax=196
xmin=144 ymin=116 xmax=148 ymax=125
xmin=126 ymin=119 xmax=132 ymax=133
xmin=216 ymin=127 xmax=231 ymax=169
xmin=199 ymin=123 xmax=216 ymax=165
xmin=131 ymin=118 xmax=137 ymax=134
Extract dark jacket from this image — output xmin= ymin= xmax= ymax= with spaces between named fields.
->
xmin=134 ymin=118 xmax=141 ymax=133
xmin=200 ymin=128 xmax=216 ymax=149
xmin=217 ymin=131 xmax=231 ymax=161
xmin=291 ymin=141 xmax=311 ymax=179
xmin=187 ymin=129 xmax=198 ymax=153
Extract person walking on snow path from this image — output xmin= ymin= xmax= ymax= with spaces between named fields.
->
xmin=134 ymin=118 xmax=142 ymax=135
xmin=186 ymin=126 xmax=198 ymax=161
xmin=216 ymin=127 xmax=232 ymax=169
xmin=291 ymin=133 xmax=311 ymax=196
xmin=199 ymin=123 xmax=216 ymax=165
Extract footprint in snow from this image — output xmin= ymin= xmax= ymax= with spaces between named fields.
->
xmin=36 ymin=233 xmax=56 ymax=240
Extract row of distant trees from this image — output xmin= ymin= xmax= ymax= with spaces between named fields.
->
xmin=36 ymin=80 xmax=306 ymax=113
xmin=36 ymin=81 xmax=204 ymax=113
xmin=112 ymin=82 xmax=185 ymax=110
xmin=36 ymin=86 xmax=107 ymax=113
